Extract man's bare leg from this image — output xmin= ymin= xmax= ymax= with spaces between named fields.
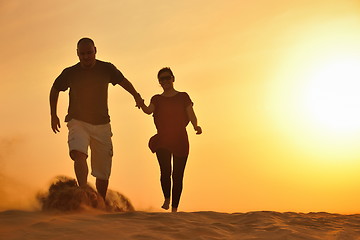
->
xmin=96 ymin=178 xmax=108 ymax=200
xmin=71 ymin=150 xmax=88 ymax=187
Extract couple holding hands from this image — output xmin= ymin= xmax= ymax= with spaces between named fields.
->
xmin=49 ymin=38 xmax=202 ymax=212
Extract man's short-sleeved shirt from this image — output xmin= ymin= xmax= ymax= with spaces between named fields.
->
xmin=52 ymin=60 xmax=125 ymax=124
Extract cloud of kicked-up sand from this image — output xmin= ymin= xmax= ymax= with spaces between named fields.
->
xmin=0 ymin=137 xmax=40 ymax=211
xmin=0 ymin=172 xmax=39 ymax=211
xmin=37 ymin=175 xmax=134 ymax=212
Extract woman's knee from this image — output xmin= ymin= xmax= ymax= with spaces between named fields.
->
xmin=172 ymin=172 xmax=184 ymax=183
xmin=160 ymin=168 xmax=171 ymax=179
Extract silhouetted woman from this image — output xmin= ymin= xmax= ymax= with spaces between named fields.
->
xmin=140 ymin=67 xmax=202 ymax=212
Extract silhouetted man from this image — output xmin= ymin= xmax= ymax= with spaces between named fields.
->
xmin=49 ymin=37 xmax=142 ymax=200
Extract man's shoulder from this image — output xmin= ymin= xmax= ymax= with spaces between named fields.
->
xmin=96 ymin=60 xmax=115 ymax=67
xmin=95 ymin=60 xmax=121 ymax=72
xmin=62 ymin=63 xmax=81 ymax=73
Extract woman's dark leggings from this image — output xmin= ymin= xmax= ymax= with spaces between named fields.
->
xmin=156 ymin=149 xmax=188 ymax=208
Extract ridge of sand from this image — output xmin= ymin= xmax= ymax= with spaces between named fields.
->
xmin=0 ymin=210 xmax=359 ymax=239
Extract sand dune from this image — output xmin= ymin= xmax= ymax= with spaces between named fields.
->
xmin=1 ymin=210 xmax=360 ymax=239
xmin=1 ymin=176 xmax=360 ymax=239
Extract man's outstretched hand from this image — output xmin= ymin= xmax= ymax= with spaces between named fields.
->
xmin=51 ymin=115 xmax=61 ymax=133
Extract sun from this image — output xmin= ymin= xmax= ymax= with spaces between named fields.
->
xmin=302 ymin=57 xmax=360 ymax=135
xmin=265 ymin=18 xmax=360 ymax=164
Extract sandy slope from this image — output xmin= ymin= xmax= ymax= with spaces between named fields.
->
xmin=1 ymin=176 xmax=360 ymax=239
xmin=1 ymin=210 xmax=360 ymax=240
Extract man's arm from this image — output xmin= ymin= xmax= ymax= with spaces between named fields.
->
xmin=49 ymin=86 xmax=61 ymax=133
xmin=118 ymin=78 xmax=143 ymax=108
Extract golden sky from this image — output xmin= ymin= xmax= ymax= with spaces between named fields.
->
xmin=1 ymin=0 xmax=360 ymax=213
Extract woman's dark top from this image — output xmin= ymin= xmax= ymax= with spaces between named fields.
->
xmin=148 ymin=92 xmax=193 ymax=157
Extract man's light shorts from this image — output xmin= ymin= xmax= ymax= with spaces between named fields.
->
xmin=67 ymin=119 xmax=113 ymax=180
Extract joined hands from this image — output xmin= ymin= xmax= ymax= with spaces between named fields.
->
xmin=134 ymin=93 xmax=144 ymax=109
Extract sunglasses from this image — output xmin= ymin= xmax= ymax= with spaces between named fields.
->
xmin=159 ymin=75 xmax=173 ymax=82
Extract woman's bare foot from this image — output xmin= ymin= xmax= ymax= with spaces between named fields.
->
xmin=161 ymin=198 xmax=170 ymax=210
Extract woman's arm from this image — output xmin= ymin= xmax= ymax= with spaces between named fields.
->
xmin=186 ymin=105 xmax=202 ymax=134
xmin=140 ymin=101 xmax=155 ymax=115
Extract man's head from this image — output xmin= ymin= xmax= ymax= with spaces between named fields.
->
xmin=77 ymin=38 xmax=97 ymax=68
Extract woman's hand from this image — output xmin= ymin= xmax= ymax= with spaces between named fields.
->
xmin=194 ymin=126 xmax=202 ymax=135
